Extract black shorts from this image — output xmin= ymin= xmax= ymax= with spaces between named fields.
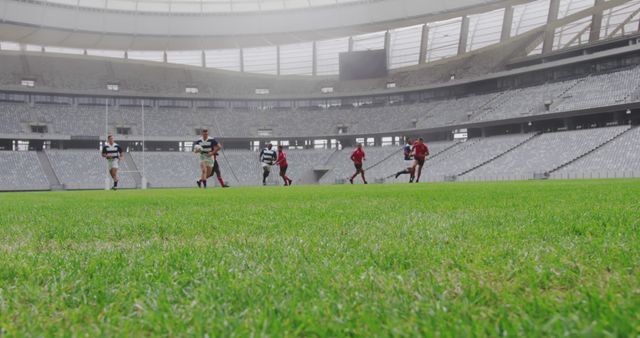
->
xmin=354 ymin=163 xmax=363 ymax=171
xmin=207 ymin=160 xmax=221 ymax=178
xmin=280 ymin=165 xmax=288 ymax=176
xmin=415 ymin=158 xmax=425 ymax=166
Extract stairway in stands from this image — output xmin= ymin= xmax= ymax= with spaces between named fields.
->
xmin=36 ymin=151 xmax=64 ymax=190
xmin=548 ymin=77 xmax=588 ymax=113
xmin=123 ymin=153 xmax=143 ymax=188
xmin=457 ymin=133 xmax=539 ymax=178
xmin=470 ymin=89 xmax=521 ymax=122
xmin=549 ymin=125 xmax=635 ymax=174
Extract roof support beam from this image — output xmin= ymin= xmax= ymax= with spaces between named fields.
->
xmin=312 ymin=41 xmax=317 ymax=76
xmin=501 ymin=5 xmax=514 ymax=42
xmin=562 ymin=23 xmax=591 ymax=48
xmin=276 ymin=45 xmax=281 ymax=76
xmin=589 ymin=0 xmax=604 ymax=43
xmin=419 ymin=24 xmax=429 ymax=64
xmin=542 ymin=0 xmax=560 ymax=54
xmin=384 ymin=30 xmax=391 ymax=69
xmin=607 ymin=6 xmax=640 ymax=38
xmin=458 ymin=15 xmax=470 ymax=55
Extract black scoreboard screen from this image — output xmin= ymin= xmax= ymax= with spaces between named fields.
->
xmin=339 ymin=49 xmax=388 ymax=81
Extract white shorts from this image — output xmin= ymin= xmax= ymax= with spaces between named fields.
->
xmin=199 ymin=153 xmax=215 ymax=167
xmin=261 ymin=163 xmax=272 ymax=171
xmin=107 ymin=158 xmax=119 ymax=170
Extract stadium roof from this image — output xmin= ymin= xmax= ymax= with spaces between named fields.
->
xmin=0 ymin=0 xmax=638 ymax=76
xmin=0 ymin=0 xmax=509 ymax=49
xmin=28 ymin=0 xmax=373 ymax=13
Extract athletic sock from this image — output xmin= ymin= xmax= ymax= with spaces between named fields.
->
xmin=202 ymin=180 xmax=207 ymax=188
xmin=217 ymin=177 xmax=225 ymax=186
xmin=113 ymin=181 xmax=118 ymax=187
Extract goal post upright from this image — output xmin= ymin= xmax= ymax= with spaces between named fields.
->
xmin=141 ymin=100 xmax=147 ymax=189
xmin=104 ymin=98 xmax=110 ymax=191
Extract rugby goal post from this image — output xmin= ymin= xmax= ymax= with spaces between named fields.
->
xmin=104 ymin=99 xmax=147 ymax=190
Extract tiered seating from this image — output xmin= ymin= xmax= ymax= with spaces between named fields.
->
xmin=553 ymin=67 xmax=640 ymax=112
xmin=281 ymin=149 xmax=334 ymax=184
xmin=421 ymin=134 xmax=533 ymax=181
xmin=0 ymin=54 xmax=24 ymax=86
xmin=319 ymin=146 xmax=401 ymax=184
xmin=464 ymin=126 xmax=630 ymax=180
xmin=0 ymin=102 xmax=27 ymax=134
xmin=130 ymin=151 xmax=225 ymax=188
xmin=218 ymin=149 xmax=263 ymax=186
xmin=362 ymin=140 xmax=460 ymax=182
xmin=553 ymin=126 xmax=640 ymax=178
xmin=46 ymin=150 xmax=137 ymax=189
xmin=26 ymin=55 xmax=107 ymax=91
xmin=0 ymin=152 xmax=49 ymax=190
xmin=473 ymin=80 xmax=578 ymax=122
xmin=2 ymin=64 xmax=640 ymax=138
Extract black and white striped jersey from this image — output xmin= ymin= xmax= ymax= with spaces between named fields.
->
xmin=101 ymin=143 xmax=122 ymax=160
xmin=260 ymin=148 xmax=277 ymax=165
xmin=194 ymin=137 xmax=219 ymax=154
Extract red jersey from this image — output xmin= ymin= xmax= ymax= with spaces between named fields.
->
xmin=277 ymin=151 xmax=288 ymax=167
xmin=351 ymin=148 xmax=365 ymax=165
xmin=413 ymin=142 xmax=429 ymax=160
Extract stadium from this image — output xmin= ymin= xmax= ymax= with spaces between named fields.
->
xmin=0 ymin=0 xmax=639 ymax=335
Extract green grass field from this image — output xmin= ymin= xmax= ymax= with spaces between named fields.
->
xmin=1 ymin=180 xmax=639 ymax=336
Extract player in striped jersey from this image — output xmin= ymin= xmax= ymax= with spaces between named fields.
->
xmin=259 ymin=143 xmax=278 ymax=186
xmin=194 ymin=129 xmax=229 ymax=188
xmin=393 ymin=137 xmax=415 ymax=182
xmin=275 ymin=145 xmax=293 ymax=186
xmin=101 ymin=134 xmax=123 ymax=190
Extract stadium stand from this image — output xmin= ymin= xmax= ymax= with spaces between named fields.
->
xmin=463 ymin=126 xmax=630 ymax=180
xmin=318 ymin=146 xmax=400 ymax=184
xmin=46 ymin=150 xmax=137 ymax=189
xmin=420 ymin=133 xmax=536 ymax=181
xmin=130 ymin=151 xmax=224 ymax=188
xmin=3 ymin=65 xmax=640 ymax=139
xmin=552 ymin=126 xmax=640 ymax=179
xmin=0 ymin=151 xmax=49 ymax=191
xmin=362 ymin=140 xmax=461 ymax=182
xmin=552 ymin=67 xmax=640 ymax=113
xmin=1 ymin=125 xmax=637 ymax=191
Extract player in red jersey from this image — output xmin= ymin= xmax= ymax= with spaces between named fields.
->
xmin=349 ymin=143 xmax=367 ymax=184
xmin=275 ymin=145 xmax=293 ymax=186
xmin=410 ymin=137 xmax=430 ymax=183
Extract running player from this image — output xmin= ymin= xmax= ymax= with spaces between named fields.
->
xmin=101 ymin=134 xmax=123 ymax=190
xmin=275 ymin=145 xmax=293 ymax=186
xmin=259 ymin=143 xmax=277 ymax=186
xmin=410 ymin=137 xmax=430 ymax=183
xmin=349 ymin=143 xmax=367 ymax=184
xmin=393 ymin=136 xmax=415 ymax=182
xmin=194 ymin=129 xmax=229 ymax=188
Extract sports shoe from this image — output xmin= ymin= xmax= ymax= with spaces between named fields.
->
xmin=364 ymin=181 xmax=368 ymax=184
xmin=395 ymin=172 xmax=401 ymax=179
xmin=288 ymin=179 xmax=293 ymax=186
xmin=349 ymin=177 xmax=354 ymax=184
xmin=111 ymin=186 xmax=117 ymax=190
xmin=222 ymin=183 xmax=230 ymax=188
xmin=196 ymin=180 xmax=202 ymax=188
